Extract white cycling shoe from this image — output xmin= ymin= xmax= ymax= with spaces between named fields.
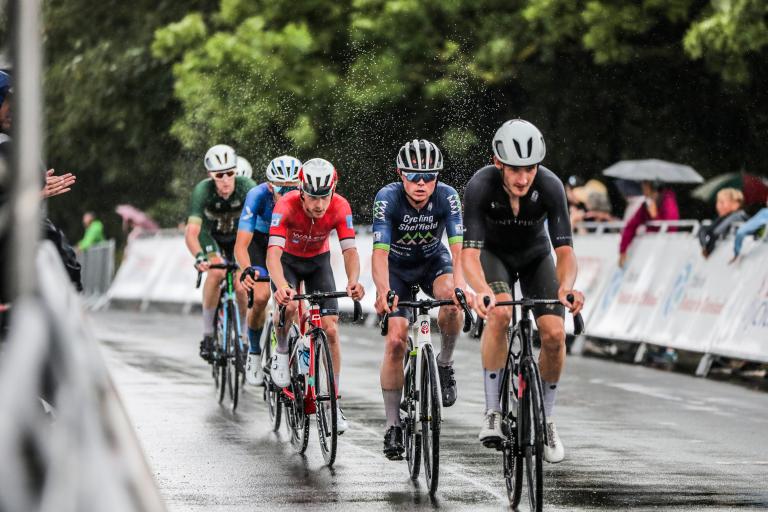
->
xmin=245 ymin=353 xmax=264 ymax=386
xmin=543 ymin=420 xmax=565 ymax=463
xmin=336 ymin=405 xmax=348 ymax=434
xmin=478 ymin=410 xmax=504 ymax=446
xmin=270 ymin=352 xmax=291 ymax=388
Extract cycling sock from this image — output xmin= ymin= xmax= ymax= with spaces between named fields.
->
xmin=248 ymin=327 xmax=263 ymax=354
xmin=484 ymin=368 xmax=503 ymax=413
xmin=202 ymin=308 xmax=215 ymax=337
xmin=542 ymin=380 xmax=558 ymax=419
xmin=334 ymin=374 xmax=340 ymax=396
xmin=382 ymin=389 xmax=402 ymax=428
xmin=240 ymin=315 xmax=248 ymax=342
xmin=437 ymin=333 xmax=457 ymax=366
xmin=276 ymin=329 xmax=289 ymax=354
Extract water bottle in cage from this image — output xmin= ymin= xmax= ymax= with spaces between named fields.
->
xmin=298 ymin=344 xmax=310 ymax=374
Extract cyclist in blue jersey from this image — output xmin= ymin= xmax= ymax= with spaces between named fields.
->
xmin=372 ymin=139 xmax=472 ymax=460
xmin=234 ymin=155 xmax=301 ymax=385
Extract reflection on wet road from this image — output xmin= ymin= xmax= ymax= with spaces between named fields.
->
xmin=93 ymin=311 xmax=768 ymax=511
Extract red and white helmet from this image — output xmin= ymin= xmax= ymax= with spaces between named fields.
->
xmin=299 ymin=158 xmax=337 ymax=197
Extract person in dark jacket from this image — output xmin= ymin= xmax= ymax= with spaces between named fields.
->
xmin=698 ymin=188 xmax=747 ymax=258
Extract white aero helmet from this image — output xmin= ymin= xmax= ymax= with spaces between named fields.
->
xmin=204 ymin=144 xmax=237 ymax=172
xmin=299 ymin=158 xmax=337 ymax=197
xmin=266 ymin=155 xmax=302 ymax=183
xmin=492 ymin=119 xmax=546 ymax=166
xmin=396 ymin=139 xmax=444 ymax=171
xmin=235 ymin=156 xmax=253 ymax=178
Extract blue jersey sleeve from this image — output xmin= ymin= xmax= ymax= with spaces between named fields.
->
xmin=372 ymin=188 xmax=394 ymax=251
xmin=440 ymin=184 xmax=464 ymax=245
xmin=238 ymin=183 xmax=273 ymax=233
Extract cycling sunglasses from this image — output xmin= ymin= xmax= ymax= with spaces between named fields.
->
xmin=403 ymin=172 xmax=438 ymax=183
xmin=273 ymin=185 xmax=299 ymax=195
xmin=211 ymin=170 xmax=235 ymax=179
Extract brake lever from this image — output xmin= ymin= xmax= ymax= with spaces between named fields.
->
xmin=566 ymin=293 xmax=585 ymax=335
xmin=278 ymin=305 xmax=287 ymax=328
xmin=196 ymin=271 xmax=202 ymax=289
xmin=474 ymin=295 xmax=492 ymax=339
xmin=353 ymin=300 xmax=363 ymax=323
xmin=247 ymin=289 xmax=254 ymax=309
xmin=380 ymin=290 xmax=396 ymax=336
xmin=454 ymin=288 xmax=474 ymax=333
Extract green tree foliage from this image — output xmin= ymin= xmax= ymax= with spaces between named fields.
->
xmin=41 ymin=0 xmax=768 ymax=235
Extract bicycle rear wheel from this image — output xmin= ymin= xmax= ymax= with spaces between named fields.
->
xmin=420 ymin=343 xmax=441 ymax=495
xmin=403 ymin=338 xmax=421 ymax=480
xmin=522 ymin=360 xmax=545 ymax=512
xmin=263 ymin=320 xmax=282 ymax=431
xmin=314 ymin=330 xmax=338 ymax=466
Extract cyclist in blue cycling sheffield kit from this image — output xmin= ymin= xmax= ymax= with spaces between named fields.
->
xmin=461 ymin=120 xmax=584 ymax=463
xmin=235 ymin=155 xmax=301 ymax=385
xmin=372 ymin=139 xmax=471 ymax=460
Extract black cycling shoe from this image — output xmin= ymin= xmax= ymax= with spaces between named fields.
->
xmin=437 ymin=363 xmax=457 ymax=407
xmin=383 ymin=425 xmax=405 ymax=461
xmin=199 ymin=335 xmax=214 ymax=363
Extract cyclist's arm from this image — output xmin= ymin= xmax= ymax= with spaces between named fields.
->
xmin=266 ymin=246 xmax=289 ymax=290
xmin=234 ymin=229 xmax=253 ymax=270
xmin=342 ymin=247 xmax=361 ymax=285
xmin=184 ymin=220 xmax=204 ymax=257
xmin=443 ymin=185 xmax=466 ymax=289
xmin=462 ymin=248 xmax=491 ymax=296
xmin=371 ymin=189 xmax=393 ymax=297
xmin=554 ymin=245 xmax=578 ymax=292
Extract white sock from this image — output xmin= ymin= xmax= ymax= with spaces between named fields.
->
xmin=484 ymin=368 xmax=503 ymax=413
xmin=542 ymin=380 xmax=558 ymax=419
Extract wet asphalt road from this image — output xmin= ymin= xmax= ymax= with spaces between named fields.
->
xmin=91 ymin=310 xmax=768 ymax=511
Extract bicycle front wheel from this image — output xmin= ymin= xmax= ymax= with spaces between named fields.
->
xmin=521 ymin=360 xmax=545 ymax=512
xmin=263 ymin=320 xmax=282 ymax=431
xmin=420 ymin=343 xmax=441 ymax=495
xmin=230 ymin=302 xmax=243 ymax=411
xmin=403 ymin=338 xmax=421 ymax=480
xmin=314 ymin=330 xmax=338 ymax=466
xmin=288 ymin=335 xmax=309 ymax=453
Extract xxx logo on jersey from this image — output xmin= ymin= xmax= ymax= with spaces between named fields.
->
xmin=270 ymin=213 xmax=283 ymax=227
xmin=447 ymin=194 xmax=461 ymax=215
xmin=396 ymin=232 xmax=437 ymax=245
xmin=373 ymin=200 xmax=388 ymax=221
xmin=241 ymin=206 xmax=254 ymax=221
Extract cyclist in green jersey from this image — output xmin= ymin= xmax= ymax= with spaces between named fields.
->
xmin=185 ymin=144 xmax=258 ymax=362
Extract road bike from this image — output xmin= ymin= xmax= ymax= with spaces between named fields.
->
xmin=277 ymin=288 xmax=362 ymax=466
xmin=380 ymin=286 xmax=474 ymax=496
xmin=476 ymin=294 xmax=584 ymax=511
xmin=196 ymin=263 xmax=268 ymax=411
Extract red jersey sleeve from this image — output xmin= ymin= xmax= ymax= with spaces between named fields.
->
xmin=333 ymin=195 xmax=356 ymax=251
xmin=268 ymin=195 xmax=291 ymax=249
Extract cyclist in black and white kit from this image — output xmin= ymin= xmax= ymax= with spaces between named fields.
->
xmin=461 ymin=119 xmax=584 ymax=463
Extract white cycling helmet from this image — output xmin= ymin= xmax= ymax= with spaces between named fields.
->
xmin=266 ymin=155 xmax=301 ymax=183
xmin=235 ymin=156 xmax=253 ymax=178
xmin=492 ymin=119 xmax=546 ymax=166
xmin=396 ymin=139 xmax=443 ymax=171
xmin=204 ymin=144 xmax=237 ymax=172
xmin=299 ymin=158 xmax=337 ymax=197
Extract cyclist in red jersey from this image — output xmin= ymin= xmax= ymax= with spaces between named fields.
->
xmin=267 ymin=158 xmax=365 ymax=433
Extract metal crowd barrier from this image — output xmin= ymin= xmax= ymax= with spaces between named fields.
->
xmin=0 ymin=242 xmax=166 ymax=512
xmin=80 ymin=239 xmax=116 ymax=307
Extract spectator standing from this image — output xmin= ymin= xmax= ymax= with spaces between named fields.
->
xmin=731 ymin=197 xmax=768 ymax=262
xmin=698 ymin=188 xmax=747 ymax=258
xmin=619 ymin=181 xmax=679 ymax=267
xmin=77 ymin=211 xmax=105 ymax=252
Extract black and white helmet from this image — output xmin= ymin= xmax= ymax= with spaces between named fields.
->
xmin=266 ymin=155 xmax=301 ymax=183
xmin=492 ymin=119 xmax=546 ymax=166
xmin=299 ymin=158 xmax=337 ymax=197
xmin=235 ymin=156 xmax=253 ymax=178
xmin=204 ymin=144 xmax=237 ymax=172
xmin=396 ymin=139 xmax=443 ymax=171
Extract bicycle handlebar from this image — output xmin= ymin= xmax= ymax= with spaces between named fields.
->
xmin=474 ymin=294 xmax=585 ymax=338
xmin=246 ymin=276 xmax=271 ymax=308
xmin=380 ymin=288 xmax=475 ymax=336
xmin=277 ymin=290 xmax=363 ymax=328
xmin=195 ymin=262 xmax=241 ymax=288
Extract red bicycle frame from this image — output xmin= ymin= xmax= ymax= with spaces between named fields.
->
xmin=281 ymin=290 xmax=321 ymax=415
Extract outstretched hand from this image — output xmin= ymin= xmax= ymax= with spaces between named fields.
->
xmin=41 ymin=169 xmax=76 ymax=199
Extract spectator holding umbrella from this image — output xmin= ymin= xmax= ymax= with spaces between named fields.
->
xmin=618 ymin=180 xmax=679 ymax=267
xmin=698 ymin=188 xmax=747 ymax=258
xmin=602 ymin=159 xmax=702 ymax=268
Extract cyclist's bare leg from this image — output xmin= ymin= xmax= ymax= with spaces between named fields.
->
xmin=536 ymin=315 xmax=566 ymax=382
xmin=246 ymin=282 xmax=270 ymax=353
xmin=321 ymin=315 xmax=341 ymax=382
xmin=233 ymin=271 xmax=249 ymax=335
xmin=381 ymin=316 xmax=409 ymax=427
xmin=202 ymin=255 xmax=226 ymax=335
xmin=480 ymin=292 xmax=512 ymax=413
xmin=536 ymin=314 xmax=566 ymax=420
xmin=273 ymin=301 xmax=298 ymax=353
xmin=432 ymin=274 xmax=461 ymax=364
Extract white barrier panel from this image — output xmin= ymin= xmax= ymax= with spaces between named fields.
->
xmin=571 ymin=234 xmax=620 ymax=333
xmin=107 ymin=236 xmax=168 ymax=302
